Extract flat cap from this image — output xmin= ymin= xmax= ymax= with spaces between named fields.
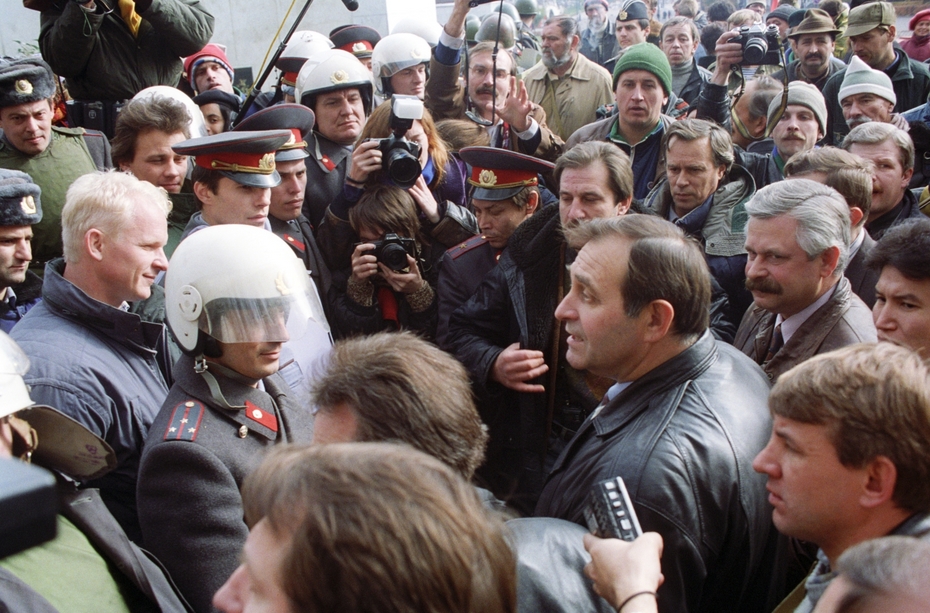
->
xmin=173 ymin=130 xmax=293 ymax=188
xmin=192 ymin=89 xmax=241 ymax=113
xmin=846 ymin=1 xmax=895 ymax=38
xmin=234 ymin=103 xmax=315 ymax=162
xmin=0 ymin=169 xmax=42 ymax=227
xmin=0 ymin=58 xmax=55 ymax=109
xmin=459 ymin=147 xmax=554 ymax=201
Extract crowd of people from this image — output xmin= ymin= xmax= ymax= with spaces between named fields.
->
xmin=2 ymin=0 xmax=930 ymax=610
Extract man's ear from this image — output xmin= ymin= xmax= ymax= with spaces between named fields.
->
xmin=849 ymin=206 xmax=865 ymax=227
xmin=85 ymin=228 xmax=105 ymax=262
xmin=193 ymin=181 xmax=214 ymax=204
xmin=525 ymin=191 xmax=540 ymax=216
xmin=859 ymin=455 xmax=898 ymax=509
xmin=819 ymin=245 xmax=841 ymax=278
xmin=616 ymin=195 xmax=633 ymax=216
xmin=642 ymin=299 xmax=675 ymax=343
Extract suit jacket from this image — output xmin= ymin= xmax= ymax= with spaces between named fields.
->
xmin=844 ymin=232 xmax=879 ymax=309
xmin=137 ymin=356 xmax=314 ymax=613
xmin=734 ymin=276 xmax=877 ymax=382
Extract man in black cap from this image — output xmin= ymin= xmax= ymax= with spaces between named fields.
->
xmin=193 ymin=89 xmax=241 ymax=135
xmin=330 ymin=24 xmax=382 ymax=71
xmin=235 ymin=104 xmax=332 ymax=305
xmin=0 ymin=58 xmax=110 ymax=274
xmin=436 ymin=147 xmax=551 ymax=344
xmin=172 ymin=129 xmax=292 ymax=240
xmin=771 ymin=9 xmax=846 ymax=91
xmin=0 ymin=169 xmax=42 ymax=332
xmin=603 ymin=0 xmax=651 ymax=75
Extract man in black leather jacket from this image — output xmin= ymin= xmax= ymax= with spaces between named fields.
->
xmin=535 ymin=215 xmax=778 ymax=613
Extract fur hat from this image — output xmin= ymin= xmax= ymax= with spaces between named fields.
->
xmin=0 ymin=169 xmax=42 ymax=227
xmin=0 ymin=58 xmax=55 ymax=109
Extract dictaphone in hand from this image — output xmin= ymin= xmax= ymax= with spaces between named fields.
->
xmin=583 ymin=476 xmax=643 ymax=542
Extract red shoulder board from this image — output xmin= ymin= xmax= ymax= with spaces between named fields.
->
xmin=245 ymin=401 xmax=278 ymax=433
xmin=447 ymin=235 xmax=490 ymax=260
xmin=164 ymin=400 xmax=206 ymax=442
xmin=283 ymin=233 xmax=306 ymax=252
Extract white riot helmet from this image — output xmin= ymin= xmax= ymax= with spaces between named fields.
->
xmin=391 ymin=18 xmax=442 ymax=47
xmin=0 ymin=331 xmax=34 ymax=419
xmin=295 ymin=49 xmax=373 ymax=115
xmin=276 ymin=30 xmax=335 ymax=95
xmin=371 ymin=33 xmax=431 ymax=98
xmin=133 ymin=85 xmax=208 ymax=137
xmin=165 ymin=225 xmax=329 ymax=357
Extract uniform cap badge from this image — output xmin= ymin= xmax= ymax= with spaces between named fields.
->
xmin=478 ymin=169 xmax=498 ymax=187
xmin=20 ymin=196 xmax=36 ymax=216
xmin=330 ymin=70 xmax=349 ymax=84
xmin=15 ymin=80 xmax=33 ymax=95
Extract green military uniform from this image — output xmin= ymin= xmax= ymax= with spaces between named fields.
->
xmin=0 ymin=127 xmax=110 ymax=270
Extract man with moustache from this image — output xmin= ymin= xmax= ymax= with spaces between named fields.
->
xmin=697 ymin=40 xmax=829 ymax=187
xmin=426 ymin=0 xmax=563 ymax=161
xmin=838 ymin=57 xmax=899 ymax=133
xmin=771 ymin=9 xmax=845 ymax=92
xmin=523 ymin=15 xmax=614 ymax=141
xmin=579 ymin=0 xmax=618 ymax=68
xmin=734 ymin=180 xmax=876 ymax=382
xmin=821 ymin=1 xmax=930 ymax=145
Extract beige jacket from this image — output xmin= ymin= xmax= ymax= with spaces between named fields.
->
xmin=522 ymin=53 xmax=614 ymax=141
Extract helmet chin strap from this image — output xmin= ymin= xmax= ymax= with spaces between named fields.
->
xmin=194 ymin=356 xmax=255 ymax=411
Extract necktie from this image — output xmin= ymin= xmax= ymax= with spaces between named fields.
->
xmin=764 ymin=323 xmax=784 ymax=364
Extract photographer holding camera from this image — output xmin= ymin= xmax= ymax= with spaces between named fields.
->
xmin=330 ymin=183 xmax=445 ymax=340
xmin=695 ymin=29 xmax=828 ymax=188
xmin=316 ymin=95 xmax=477 ymax=274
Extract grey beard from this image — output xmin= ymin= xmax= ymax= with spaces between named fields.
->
xmin=543 ymin=48 xmax=573 ymax=70
xmin=846 ymin=115 xmax=874 ymax=129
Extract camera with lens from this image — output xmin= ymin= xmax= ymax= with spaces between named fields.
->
xmin=367 ymin=95 xmax=424 ymax=189
xmin=370 ymin=233 xmax=418 ymax=272
xmin=732 ymin=24 xmax=783 ymax=66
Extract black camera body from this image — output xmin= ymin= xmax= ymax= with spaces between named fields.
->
xmin=371 ymin=233 xmax=418 ymax=272
xmin=370 ymin=135 xmax=422 ymax=189
xmin=732 ymin=24 xmax=783 ymax=66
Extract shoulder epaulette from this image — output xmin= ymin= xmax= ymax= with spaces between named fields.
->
xmin=447 ymin=235 xmax=489 ymax=259
xmin=164 ymin=400 xmax=206 ymax=442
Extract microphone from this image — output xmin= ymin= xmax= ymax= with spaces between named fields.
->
xmin=341 ymin=0 xmax=358 ymax=10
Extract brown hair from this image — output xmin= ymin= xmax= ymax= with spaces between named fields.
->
xmin=349 ymin=183 xmax=424 ymax=248
xmin=564 ymin=215 xmax=711 ymax=340
xmin=770 ymin=343 xmax=930 ymax=513
xmin=663 ymin=118 xmax=735 ymax=172
xmin=435 ymin=118 xmax=491 ymax=151
xmin=111 ymin=96 xmax=191 ymax=166
xmin=783 ymin=146 xmax=874 ymax=222
xmin=311 ymin=332 xmax=488 ymax=479
xmin=358 ymin=97 xmax=449 ymax=187
xmin=242 ymin=443 xmax=516 ymax=613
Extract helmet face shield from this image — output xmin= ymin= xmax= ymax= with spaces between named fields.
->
xmin=197 ymin=259 xmax=326 ymax=345
xmin=0 ymin=331 xmax=33 ymax=418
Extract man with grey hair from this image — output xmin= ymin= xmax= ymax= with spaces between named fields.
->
xmin=523 ymin=15 xmax=614 ymax=141
xmin=815 ymin=537 xmax=930 ymax=613
xmin=644 ymin=118 xmax=755 ymax=327
xmin=841 ymin=122 xmax=920 ymax=241
xmin=734 ymin=179 xmax=876 ymax=381
xmin=11 ymin=171 xmax=172 ymax=542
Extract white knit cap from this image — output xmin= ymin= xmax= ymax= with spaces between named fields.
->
xmin=838 ymin=56 xmax=896 ymax=106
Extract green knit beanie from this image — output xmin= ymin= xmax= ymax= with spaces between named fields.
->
xmin=611 ymin=43 xmax=672 ymax=96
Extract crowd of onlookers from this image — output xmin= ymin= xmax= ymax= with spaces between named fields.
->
xmin=1 ymin=0 xmax=930 ymax=610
